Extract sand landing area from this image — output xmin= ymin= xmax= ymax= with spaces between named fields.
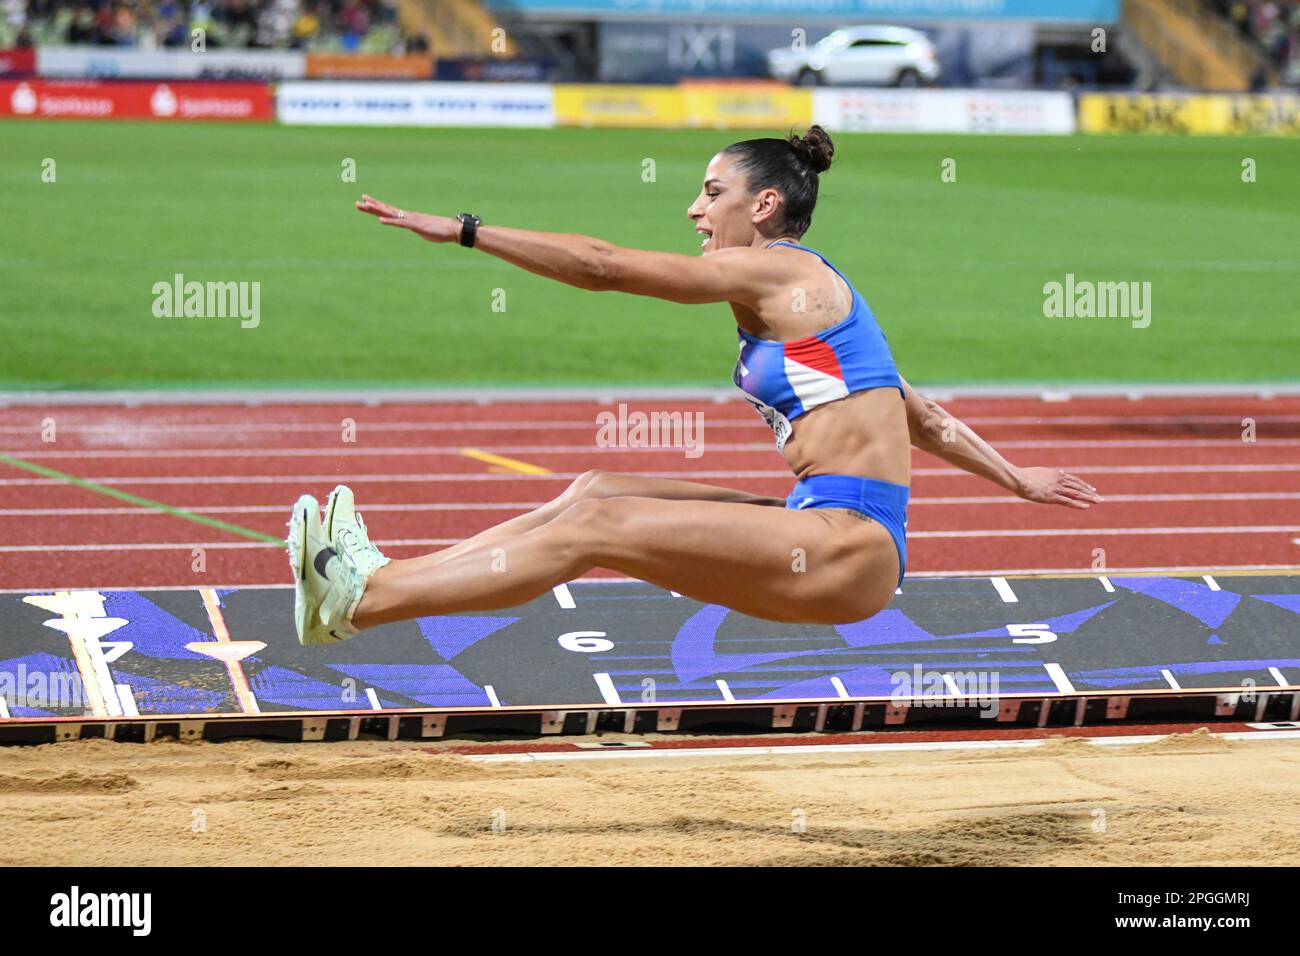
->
xmin=0 ymin=729 xmax=1296 ymax=867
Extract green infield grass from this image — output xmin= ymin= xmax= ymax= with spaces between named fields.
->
xmin=1 ymin=121 xmax=1296 ymax=390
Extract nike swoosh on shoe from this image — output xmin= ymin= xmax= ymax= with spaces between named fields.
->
xmin=313 ymin=546 xmax=338 ymax=581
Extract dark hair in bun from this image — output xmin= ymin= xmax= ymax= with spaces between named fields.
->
xmin=721 ymin=125 xmax=835 ymax=238
xmin=789 ymin=125 xmax=834 ymax=173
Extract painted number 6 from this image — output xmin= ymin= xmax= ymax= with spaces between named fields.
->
xmin=1007 ymin=623 xmax=1058 ymax=644
xmin=558 ymin=630 xmax=613 ymax=653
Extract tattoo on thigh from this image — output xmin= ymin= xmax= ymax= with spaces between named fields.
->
xmin=847 ymin=510 xmax=876 ymax=525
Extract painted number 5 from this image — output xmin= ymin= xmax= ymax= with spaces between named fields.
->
xmin=1007 ymin=623 xmax=1058 ymax=644
xmin=558 ymin=631 xmax=613 ymax=653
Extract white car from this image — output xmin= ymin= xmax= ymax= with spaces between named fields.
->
xmin=768 ymin=26 xmax=940 ymax=87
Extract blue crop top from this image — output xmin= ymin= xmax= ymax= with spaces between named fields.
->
xmin=732 ymin=241 xmax=902 ymax=450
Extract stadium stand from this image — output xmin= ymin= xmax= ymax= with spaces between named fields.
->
xmin=1110 ymin=0 xmax=1281 ymax=90
xmin=1212 ymin=0 xmax=1300 ymax=83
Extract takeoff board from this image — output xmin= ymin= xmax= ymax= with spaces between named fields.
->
xmin=1 ymin=573 xmax=1297 ymax=743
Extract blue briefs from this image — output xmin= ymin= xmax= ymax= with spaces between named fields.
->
xmin=786 ymin=473 xmax=910 ymax=587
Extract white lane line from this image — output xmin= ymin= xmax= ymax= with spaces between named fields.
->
xmin=6 ymin=413 xmax=1298 ymax=436
xmin=116 ymin=684 xmax=139 ymax=718
xmin=4 ymin=462 xmax=1300 ymax=487
xmin=1099 ymin=576 xmax=1114 ymax=592
xmin=0 ymin=420 xmax=742 ymax=435
xmin=1269 ymin=667 xmax=1290 ymax=687
xmin=0 ymin=541 xmax=337 ymax=553
xmin=904 ymin=564 xmax=1300 ymax=577
xmin=863 ymin=464 xmax=1300 ymax=477
xmin=15 ymin=437 xmax=1300 ymax=459
xmin=1202 ymin=574 xmax=1221 ymax=591
xmin=0 ymin=503 xmax=552 ymax=517
xmin=5 ymin=490 xmax=1300 ymax=517
xmin=10 ymin=525 xmax=1300 ymax=553
xmin=552 ymin=583 xmax=575 ymax=609
xmin=911 ymin=526 xmax=1300 ymax=539
xmin=910 ymin=492 xmax=1300 ymax=505
xmin=716 ymin=680 xmax=736 ymax=702
xmin=3 ymin=382 xmax=1298 ymax=406
xmin=830 ymin=677 xmax=850 ymax=699
xmin=0 ymin=471 xmax=802 ymax=487
xmin=940 ymin=415 xmax=1300 ymax=427
xmin=1043 ymin=663 xmax=1076 ymax=694
xmin=464 ymin=730 xmax=1300 ymax=763
xmin=908 ymin=492 xmax=1300 ymax=506
xmin=484 ymin=685 xmax=501 ymax=708
xmin=991 ymin=577 xmax=1019 ymax=603
xmin=365 ymin=688 xmax=381 ymax=710
xmin=6 ymin=442 xmax=799 ymax=460
xmin=592 ymin=673 xmax=622 ymax=706
xmin=669 ymin=590 xmax=681 ymax=597
xmin=0 ymin=420 xmax=768 ymax=436
xmin=1161 ymin=669 xmax=1181 ymax=690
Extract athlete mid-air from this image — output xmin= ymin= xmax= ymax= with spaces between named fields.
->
xmin=287 ymin=125 xmax=1100 ymax=645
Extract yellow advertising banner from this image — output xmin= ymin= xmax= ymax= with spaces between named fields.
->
xmin=1213 ymin=94 xmax=1300 ymax=135
xmin=681 ymin=84 xmax=813 ymax=129
xmin=554 ymin=85 xmax=685 ymax=128
xmin=1079 ymin=93 xmax=1300 ymax=135
xmin=1078 ymin=93 xmax=1209 ymax=134
xmin=555 ymin=83 xmax=812 ymax=129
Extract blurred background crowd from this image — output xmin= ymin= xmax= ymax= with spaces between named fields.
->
xmin=1215 ymin=0 xmax=1300 ymax=80
xmin=0 ymin=0 xmax=424 ymax=52
xmin=0 ymin=0 xmax=1296 ymax=87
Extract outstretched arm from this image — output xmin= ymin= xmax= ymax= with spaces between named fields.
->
xmin=355 ymin=195 xmax=783 ymax=307
xmin=901 ymin=378 xmax=1102 ymax=510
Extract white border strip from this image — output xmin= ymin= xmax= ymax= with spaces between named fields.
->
xmin=2 ymin=383 xmax=1300 ymax=407
xmin=463 ymin=729 xmax=1300 ymax=763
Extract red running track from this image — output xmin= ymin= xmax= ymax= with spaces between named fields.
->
xmin=1 ymin=394 xmax=1298 ymax=589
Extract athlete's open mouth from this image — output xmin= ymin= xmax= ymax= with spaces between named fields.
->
xmin=696 ymin=228 xmax=712 ymax=250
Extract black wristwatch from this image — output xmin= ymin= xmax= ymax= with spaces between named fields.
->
xmin=456 ymin=213 xmax=482 ymax=248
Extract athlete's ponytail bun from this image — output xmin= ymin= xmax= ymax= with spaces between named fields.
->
xmin=722 ymin=125 xmax=835 ymax=238
xmin=789 ymin=125 xmax=834 ymax=174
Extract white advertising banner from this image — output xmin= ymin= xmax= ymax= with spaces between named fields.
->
xmin=277 ymin=81 xmax=556 ymax=127
xmin=814 ymin=88 xmax=1076 ymax=135
xmin=38 ymin=47 xmax=306 ymax=81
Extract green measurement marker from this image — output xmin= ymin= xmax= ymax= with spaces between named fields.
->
xmin=0 ymin=453 xmax=282 ymax=544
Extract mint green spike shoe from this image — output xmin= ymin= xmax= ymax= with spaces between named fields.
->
xmin=286 ymin=493 xmax=366 ymax=646
xmin=324 ymin=484 xmax=391 ymax=578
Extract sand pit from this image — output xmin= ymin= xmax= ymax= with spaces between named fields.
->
xmin=1 ymin=729 xmax=1296 ymax=866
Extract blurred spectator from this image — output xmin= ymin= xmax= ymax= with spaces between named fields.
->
xmin=1213 ymin=0 xmax=1300 ymax=85
xmin=3 ymin=0 xmax=410 ymax=51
